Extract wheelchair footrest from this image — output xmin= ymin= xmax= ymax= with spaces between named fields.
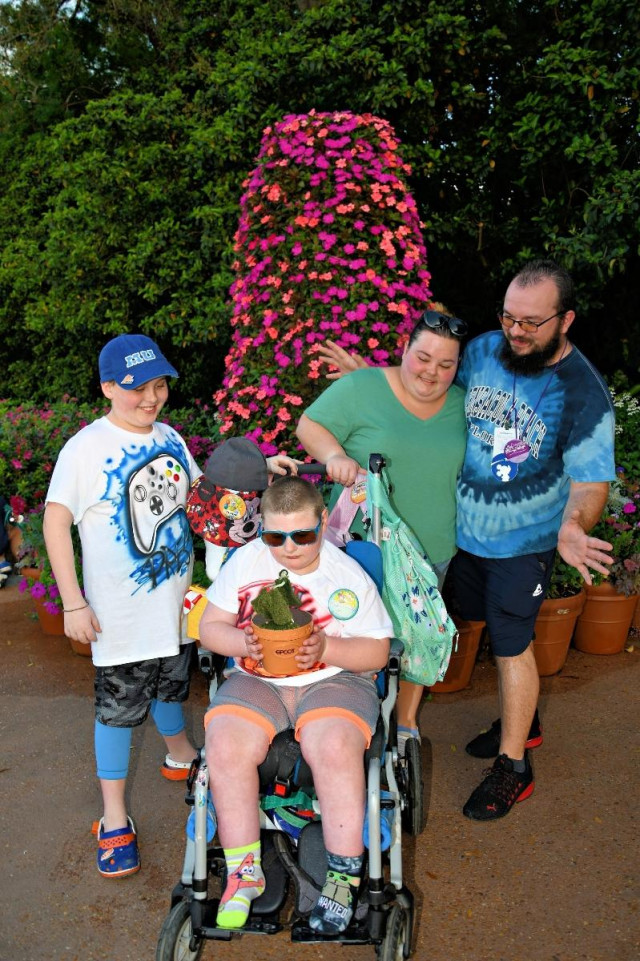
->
xmin=296 ymin=821 xmax=327 ymax=886
xmin=291 ymin=917 xmax=374 ymax=945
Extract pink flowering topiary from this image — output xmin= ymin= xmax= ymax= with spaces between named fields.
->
xmin=214 ymin=110 xmax=432 ymax=454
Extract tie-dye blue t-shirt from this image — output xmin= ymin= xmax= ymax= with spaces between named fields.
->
xmin=456 ymin=331 xmax=615 ymax=558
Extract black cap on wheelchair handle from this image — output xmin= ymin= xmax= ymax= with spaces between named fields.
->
xmin=368 ymin=453 xmax=385 ymax=475
xmin=293 ymin=462 xmax=327 ymax=477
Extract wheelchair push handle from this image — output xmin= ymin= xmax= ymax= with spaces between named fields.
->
xmin=288 ymin=454 xmax=385 ymax=479
xmin=289 ymin=462 xmax=327 ymax=477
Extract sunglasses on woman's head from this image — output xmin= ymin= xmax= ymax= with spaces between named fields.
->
xmin=421 ymin=309 xmax=468 ymax=337
xmin=259 ymin=520 xmax=322 ymax=547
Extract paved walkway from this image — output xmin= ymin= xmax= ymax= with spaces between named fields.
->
xmin=1 ymin=578 xmax=638 ymax=961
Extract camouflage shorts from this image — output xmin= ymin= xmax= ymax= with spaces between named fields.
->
xmin=95 ymin=645 xmax=193 ymax=727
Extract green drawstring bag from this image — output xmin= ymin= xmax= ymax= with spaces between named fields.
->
xmin=366 ymin=468 xmax=457 ymax=686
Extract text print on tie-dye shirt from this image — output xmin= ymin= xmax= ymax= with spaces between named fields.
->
xmin=103 ymin=433 xmax=193 ymax=593
xmin=465 ymin=386 xmax=548 ymax=458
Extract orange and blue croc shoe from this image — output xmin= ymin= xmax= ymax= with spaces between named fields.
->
xmin=96 ymin=816 xmax=140 ymax=878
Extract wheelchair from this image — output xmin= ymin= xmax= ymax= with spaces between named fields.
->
xmin=156 ymin=456 xmax=425 ymax=960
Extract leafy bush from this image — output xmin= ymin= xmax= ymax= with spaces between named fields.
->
xmin=610 ymin=389 xmax=640 ymax=481
xmin=590 ymin=472 xmax=640 ymax=596
xmin=0 ymin=398 xmax=219 ymax=513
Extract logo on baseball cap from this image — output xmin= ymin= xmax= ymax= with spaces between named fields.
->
xmin=99 ymin=334 xmax=179 ymax=389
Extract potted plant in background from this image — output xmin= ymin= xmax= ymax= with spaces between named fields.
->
xmin=532 ymin=555 xmax=586 ymax=676
xmin=251 ymin=569 xmax=314 ymax=676
xmin=573 ymin=470 xmax=640 ymax=655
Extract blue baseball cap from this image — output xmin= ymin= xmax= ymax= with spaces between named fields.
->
xmin=99 ymin=334 xmax=179 ymax=389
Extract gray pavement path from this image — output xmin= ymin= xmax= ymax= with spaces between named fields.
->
xmin=1 ymin=580 xmax=638 ymax=961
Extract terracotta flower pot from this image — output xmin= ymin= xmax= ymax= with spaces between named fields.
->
xmin=573 ymin=583 xmax=639 ymax=655
xmin=428 ymin=618 xmax=485 ymax=694
xmin=251 ymin=608 xmax=314 ymax=676
xmin=22 ymin=567 xmax=91 ymax=656
xmin=532 ymin=589 xmax=586 ymax=676
xmin=32 ymin=595 xmax=66 ymax=636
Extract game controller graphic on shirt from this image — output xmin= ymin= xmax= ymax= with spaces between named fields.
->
xmin=129 ymin=455 xmax=190 ymax=553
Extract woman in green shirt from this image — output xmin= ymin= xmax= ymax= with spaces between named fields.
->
xmin=296 ymin=308 xmax=468 ymax=751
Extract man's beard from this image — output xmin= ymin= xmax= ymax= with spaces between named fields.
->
xmin=499 ymin=331 xmax=562 ymax=374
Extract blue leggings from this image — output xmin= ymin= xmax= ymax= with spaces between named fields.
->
xmin=95 ymin=699 xmax=186 ymax=780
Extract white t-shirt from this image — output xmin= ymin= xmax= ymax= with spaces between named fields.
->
xmin=206 ymin=538 xmax=393 ymax=687
xmin=46 ymin=416 xmax=201 ymax=667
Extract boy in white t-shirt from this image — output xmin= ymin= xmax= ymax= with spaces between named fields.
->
xmin=199 ymin=476 xmax=392 ymax=935
xmin=43 ymin=334 xmax=204 ymax=879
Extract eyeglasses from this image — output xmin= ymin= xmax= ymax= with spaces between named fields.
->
xmin=420 ymin=309 xmax=468 ymax=338
xmin=259 ymin=520 xmax=322 ymax=547
xmin=498 ymin=310 xmax=564 ymax=334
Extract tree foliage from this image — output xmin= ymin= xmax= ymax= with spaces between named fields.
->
xmin=0 ymin=0 xmax=637 ymax=408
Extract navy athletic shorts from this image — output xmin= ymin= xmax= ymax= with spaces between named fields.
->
xmin=450 ymin=548 xmax=555 ymax=657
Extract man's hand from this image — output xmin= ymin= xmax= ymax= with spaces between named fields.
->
xmin=557 ymin=510 xmax=613 ymax=585
xmin=316 ymin=340 xmax=368 ymax=380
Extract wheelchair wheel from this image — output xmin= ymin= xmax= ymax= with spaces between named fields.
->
xmin=378 ymin=903 xmax=411 ymax=961
xmin=400 ymin=737 xmax=425 ymax=836
xmin=156 ymin=900 xmax=203 ymax=961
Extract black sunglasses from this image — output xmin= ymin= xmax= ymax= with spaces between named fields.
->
xmin=420 ymin=309 xmax=468 ymax=338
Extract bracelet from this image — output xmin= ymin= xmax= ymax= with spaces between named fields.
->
xmin=63 ymin=603 xmax=89 ymax=613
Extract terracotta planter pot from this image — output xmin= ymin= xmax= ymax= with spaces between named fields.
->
xmin=67 ymin=637 xmax=93 ymax=657
xmin=533 ymin=589 xmax=586 ymax=676
xmin=33 ymin=595 xmax=66 ymax=636
xmin=252 ymin=609 xmax=314 ymax=676
xmin=22 ymin=567 xmax=91 ymax=655
xmin=428 ymin=618 xmax=485 ymax=694
xmin=573 ymin=583 xmax=639 ymax=655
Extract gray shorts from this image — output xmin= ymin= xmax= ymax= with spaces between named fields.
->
xmin=204 ymin=670 xmax=380 ymax=746
xmin=95 ymin=645 xmax=192 ymax=727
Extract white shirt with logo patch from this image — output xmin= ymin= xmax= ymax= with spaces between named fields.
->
xmin=206 ymin=538 xmax=393 ymax=687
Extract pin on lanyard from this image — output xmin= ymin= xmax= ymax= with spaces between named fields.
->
xmin=503 ymin=341 xmax=567 ymax=462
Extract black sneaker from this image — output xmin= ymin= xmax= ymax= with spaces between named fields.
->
xmin=463 ymin=752 xmax=534 ymax=821
xmin=465 ymin=710 xmax=543 ymax=758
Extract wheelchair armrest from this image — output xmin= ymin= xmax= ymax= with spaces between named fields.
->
xmin=197 ymin=646 xmax=215 ymax=678
xmin=388 ymin=638 xmax=404 ymax=675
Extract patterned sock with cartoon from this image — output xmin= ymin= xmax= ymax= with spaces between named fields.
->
xmin=216 ymin=841 xmax=266 ymax=929
xmin=308 ymin=851 xmax=363 ymax=934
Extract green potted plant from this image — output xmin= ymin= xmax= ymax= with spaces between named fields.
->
xmin=251 ymin=570 xmax=314 ymax=676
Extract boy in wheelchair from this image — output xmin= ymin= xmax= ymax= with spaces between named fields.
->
xmin=198 ymin=475 xmax=392 ymax=934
